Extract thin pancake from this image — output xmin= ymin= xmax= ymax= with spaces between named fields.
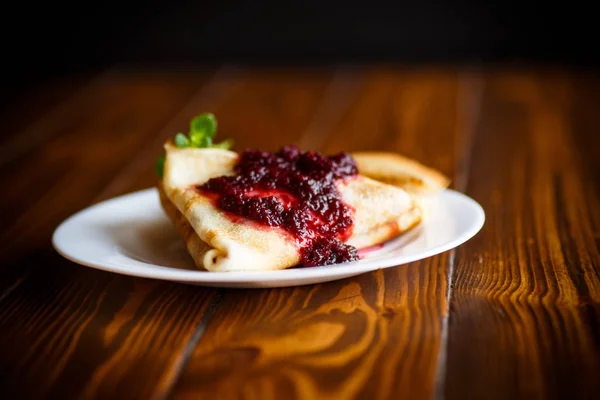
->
xmin=350 ymin=151 xmax=450 ymax=195
xmin=160 ymin=144 xmax=422 ymax=272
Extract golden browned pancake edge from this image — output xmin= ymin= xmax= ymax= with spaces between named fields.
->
xmin=350 ymin=151 xmax=451 ymax=195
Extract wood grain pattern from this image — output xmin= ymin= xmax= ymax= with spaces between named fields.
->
xmin=0 ymin=69 xmax=222 ymax=399
xmin=1 ymin=67 xmax=599 ymax=400
xmin=172 ymin=69 xmax=476 ymax=399
xmin=0 ymin=70 xmax=216 ymax=306
xmin=0 ymin=68 xmax=338 ymax=399
xmin=0 ymin=71 xmax=99 ymax=152
xmin=0 ymin=262 xmax=218 ymax=399
xmin=445 ymin=72 xmax=600 ymax=399
xmin=0 ymin=70 xmax=212 ymax=257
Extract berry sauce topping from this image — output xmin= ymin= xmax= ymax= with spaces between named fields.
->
xmin=197 ymin=145 xmax=360 ymax=266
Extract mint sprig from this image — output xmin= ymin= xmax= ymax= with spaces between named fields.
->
xmin=155 ymin=112 xmax=234 ymax=178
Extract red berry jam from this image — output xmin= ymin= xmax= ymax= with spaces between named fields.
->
xmin=198 ymin=145 xmax=360 ymax=266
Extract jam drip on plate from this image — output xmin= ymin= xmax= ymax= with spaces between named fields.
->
xmin=198 ymin=145 xmax=360 ymax=266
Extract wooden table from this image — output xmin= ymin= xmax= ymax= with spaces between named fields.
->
xmin=1 ymin=66 xmax=599 ymax=400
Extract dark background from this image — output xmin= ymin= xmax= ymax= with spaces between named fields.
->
xmin=2 ymin=1 xmax=597 ymax=97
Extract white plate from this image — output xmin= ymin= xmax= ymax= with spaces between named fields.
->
xmin=52 ymin=188 xmax=484 ymax=288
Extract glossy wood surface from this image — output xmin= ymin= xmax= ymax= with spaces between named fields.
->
xmin=0 ymin=66 xmax=598 ymax=399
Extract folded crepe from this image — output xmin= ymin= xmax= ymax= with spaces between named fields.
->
xmin=159 ymin=143 xmax=446 ymax=272
xmin=350 ymin=151 xmax=450 ymax=195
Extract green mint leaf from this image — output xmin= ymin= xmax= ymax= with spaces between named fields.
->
xmin=174 ymin=132 xmax=190 ymax=147
xmin=189 ymin=130 xmax=203 ymax=147
xmin=199 ymin=136 xmax=212 ymax=147
xmin=189 ymin=132 xmax=213 ymax=148
xmin=190 ymin=113 xmax=217 ymax=143
xmin=155 ymin=153 xmax=166 ymax=178
xmin=211 ymin=138 xmax=234 ymax=149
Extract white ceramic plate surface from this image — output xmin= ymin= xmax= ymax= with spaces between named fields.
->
xmin=52 ymin=188 xmax=484 ymax=288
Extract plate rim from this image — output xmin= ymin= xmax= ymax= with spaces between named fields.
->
xmin=52 ymin=187 xmax=485 ymax=283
